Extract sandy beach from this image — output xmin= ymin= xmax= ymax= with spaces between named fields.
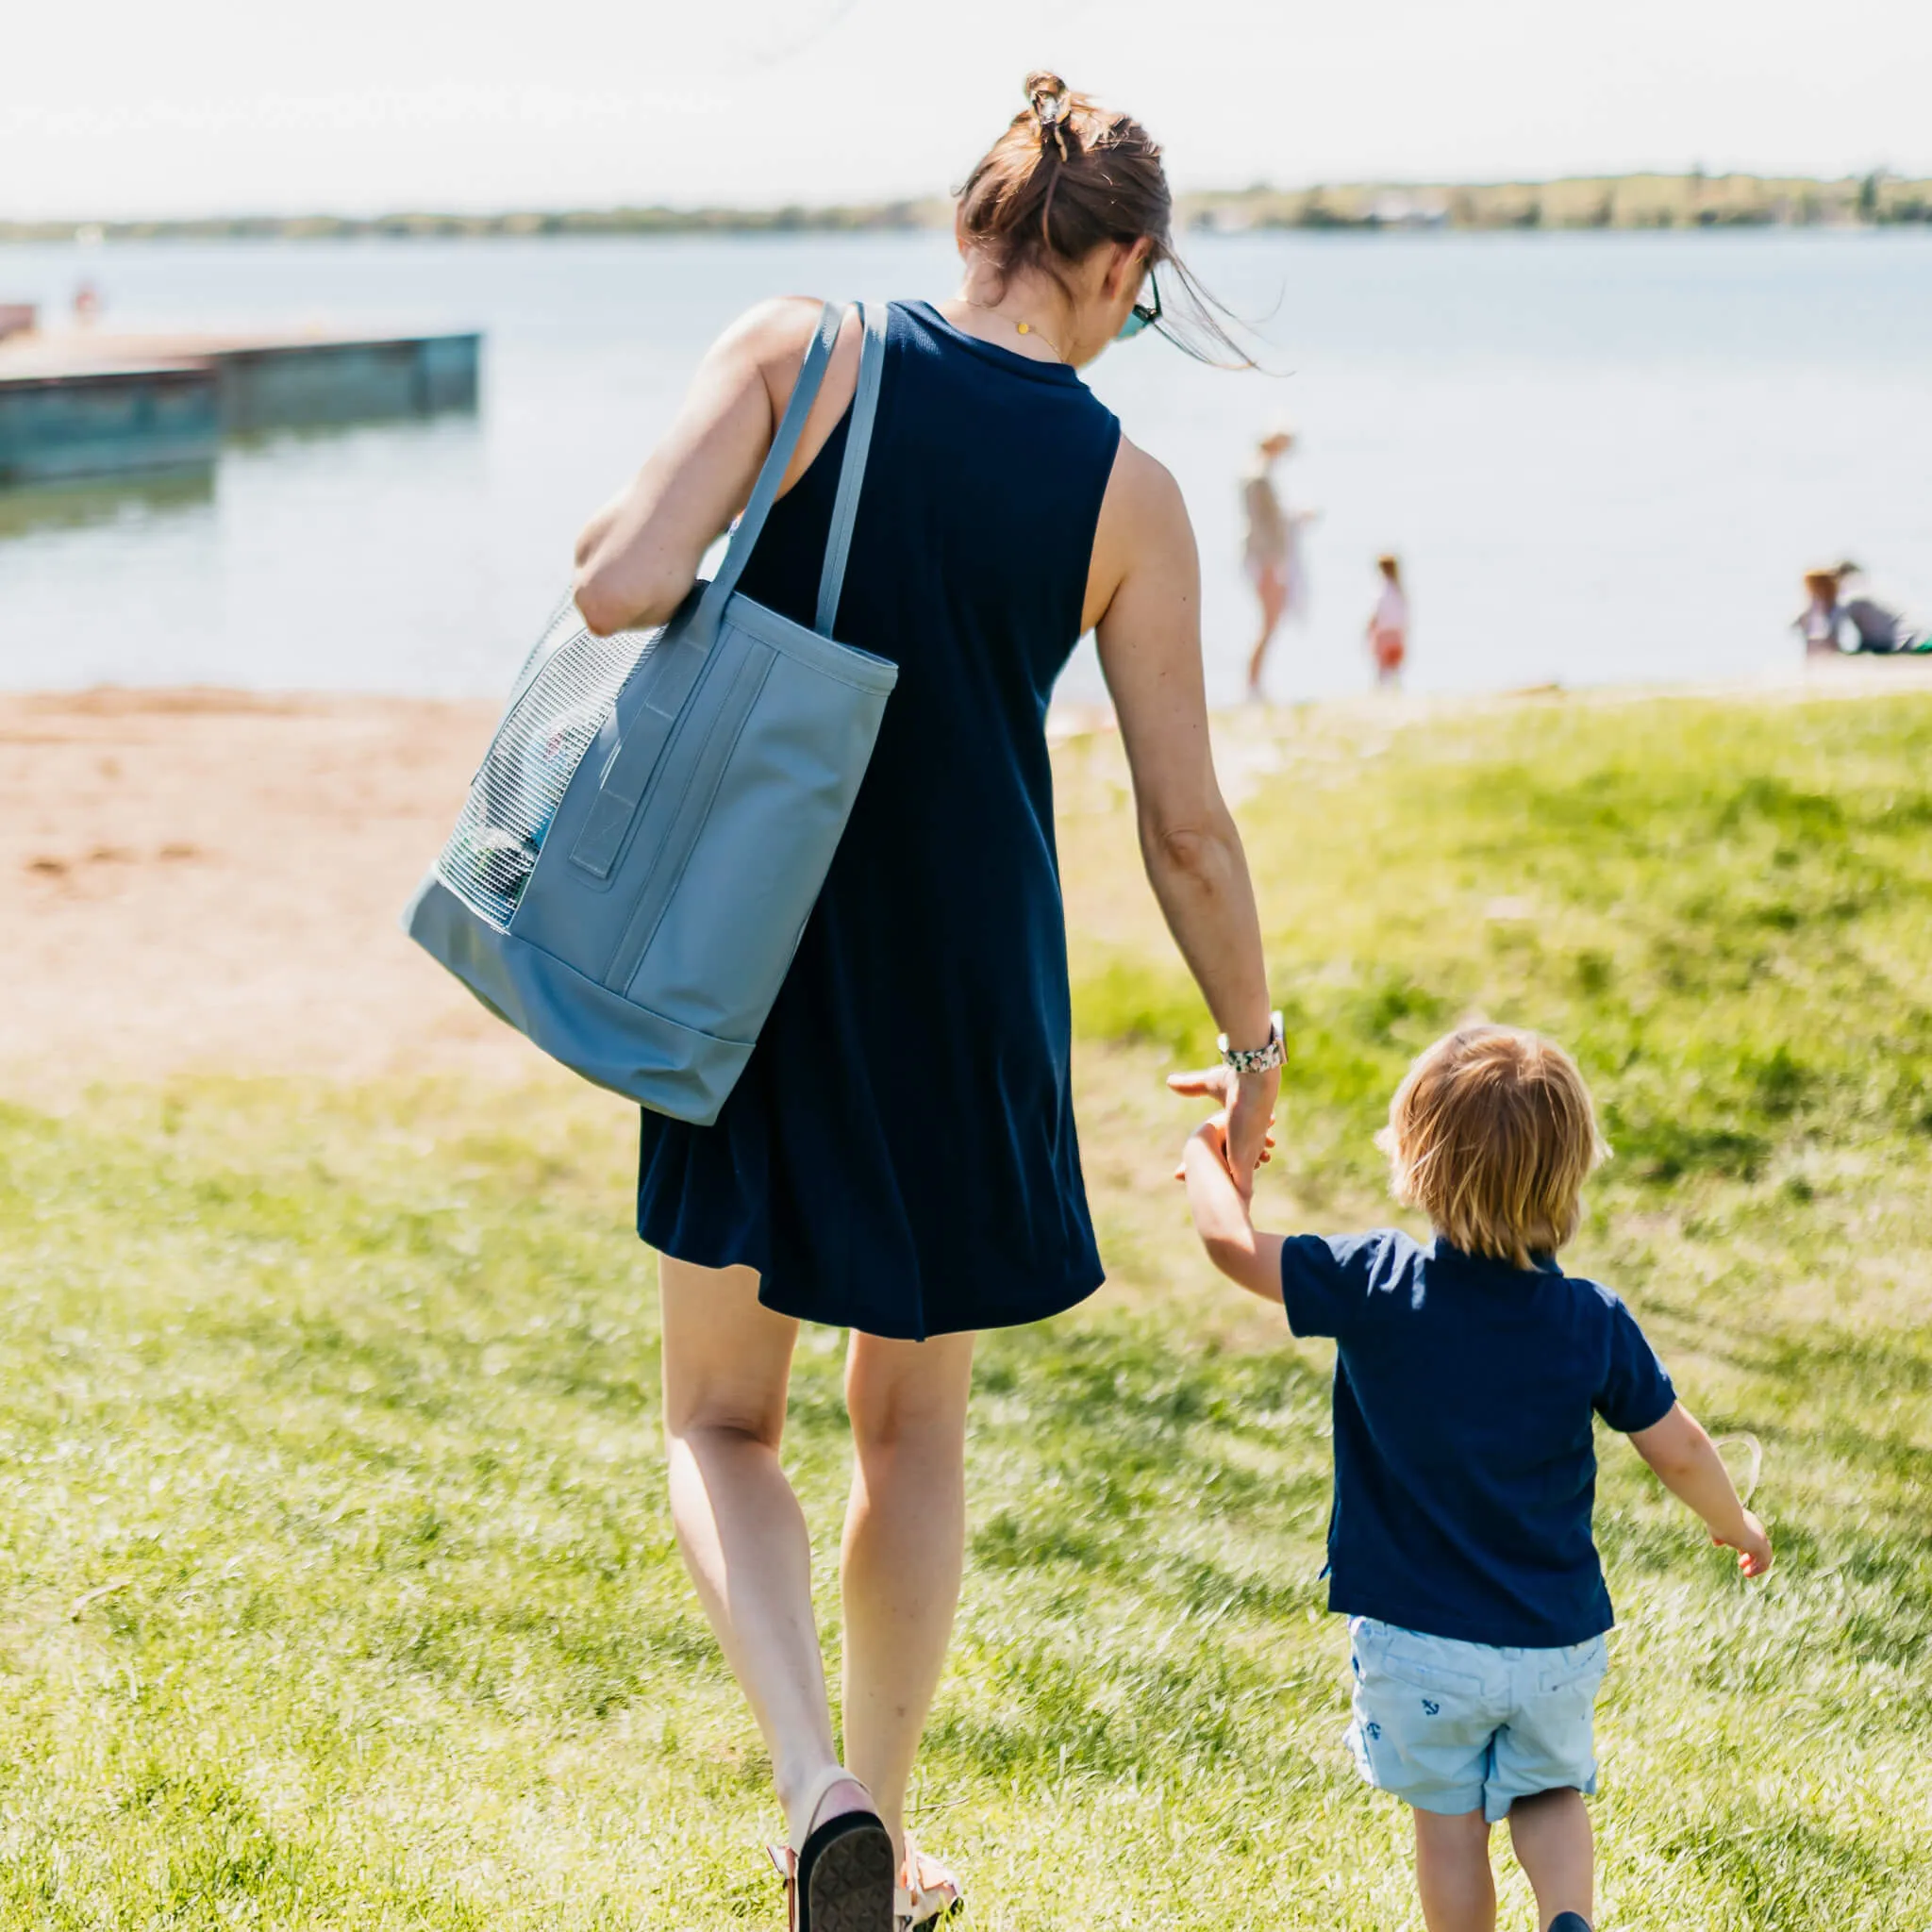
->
xmin=1 ymin=687 xmax=521 ymax=1095
xmin=8 ymin=662 xmax=1930 ymax=1100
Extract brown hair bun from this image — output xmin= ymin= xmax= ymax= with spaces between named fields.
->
xmin=955 ymin=72 xmax=1252 ymax=366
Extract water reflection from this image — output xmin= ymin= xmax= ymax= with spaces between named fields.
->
xmin=223 ymin=402 xmax=479 ymax=457
xmin=0 ymin=465 xmax=214 ymax=541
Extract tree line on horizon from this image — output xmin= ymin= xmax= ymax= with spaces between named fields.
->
xmin=4 ymin=170 xmax=1928 ymax=243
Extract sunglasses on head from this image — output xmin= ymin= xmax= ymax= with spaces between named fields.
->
xmin=1115 ymin=266 xmax=1161 ymax=341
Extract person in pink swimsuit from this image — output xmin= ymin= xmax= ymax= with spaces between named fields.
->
xmin=1367 ymin=553 xmax=1409 ymax=689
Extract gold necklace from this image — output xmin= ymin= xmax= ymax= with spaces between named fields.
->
xmin=962 ymin=299 xmax=1066 ymax=362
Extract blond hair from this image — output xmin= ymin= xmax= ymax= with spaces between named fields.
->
xmin=1375 ymin=1025 xmax=1607 ymax=1270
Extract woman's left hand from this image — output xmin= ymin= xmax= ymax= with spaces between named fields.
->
xmin=1167 ymin=1064 xmax=1276 ymax=1194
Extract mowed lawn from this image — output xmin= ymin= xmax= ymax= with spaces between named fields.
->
xmin=4 ymin=690 xmax=1930 ymax=1930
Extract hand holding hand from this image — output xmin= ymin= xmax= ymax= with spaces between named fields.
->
xmin=1181 ymin=1112 xmax=1230 ymax=1172
xmin=1715 ymin=1508 xmax=1774 ymax=1578
xmin=1167 ymin=1063 xmax=1277 ymax=1197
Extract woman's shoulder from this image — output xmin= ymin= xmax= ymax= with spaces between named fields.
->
xmin=1103 ymin=433 xmax=1183 ymax=524
xmin=1083 ymin=434 xmax=1195 ymax=632
xmin=692 ymin=296 xmax=825 ymax=383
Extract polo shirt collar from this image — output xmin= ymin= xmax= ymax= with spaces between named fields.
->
xmin=1430 ymin=1235 xmax=1562 ymax=1277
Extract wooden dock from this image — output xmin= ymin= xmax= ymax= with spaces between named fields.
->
xmin=0 ymin=328 xmax=481 ymax=485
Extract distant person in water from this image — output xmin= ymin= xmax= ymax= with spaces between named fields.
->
xmin=1795 ymin=564 xmax=1925 ymax=657
xmin=1242 ymin=427 xmax=1316 ymax=699
xmin=1367 ymin=554 xmax=1409 ymax=689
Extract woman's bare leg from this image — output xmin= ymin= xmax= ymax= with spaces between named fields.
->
xmin=839 ymin=1329 xmax=977 ymax=1865
xmin=1247 ymin=565 xmax=1289 ymax=695
xmin=659 ymin=1256 xmax=868 ymax=1847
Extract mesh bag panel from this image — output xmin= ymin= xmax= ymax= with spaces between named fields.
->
xmin=436 ymin=600 xmax=658 ymax=929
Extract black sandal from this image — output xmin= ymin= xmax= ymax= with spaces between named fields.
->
xmin=766 ymin=1767 xmax=895 ymax=1932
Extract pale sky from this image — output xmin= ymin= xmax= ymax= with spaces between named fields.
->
xmin=7 ymin=0 xmax=1929 ymax=221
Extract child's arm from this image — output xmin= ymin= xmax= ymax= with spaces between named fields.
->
xmin=1628 ymin=1403 xmax=1774 ymax=1576
xmin=1180 ymin=1118 xmax=1286 ymax=1302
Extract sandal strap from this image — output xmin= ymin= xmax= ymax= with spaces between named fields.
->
xmin=895 ymin=1836 xmax=962 ymax=1926
xmin=794 ymin=1763 xmax=865 ymax=1842
xmin=765 ymin=1840 xmax=798 ymax=1932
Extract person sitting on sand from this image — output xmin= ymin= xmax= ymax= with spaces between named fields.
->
xmin=1242 ymin=427 xmax=1315 ymax=700
xmin=1172 ymin=1024 xmax=1772 ymax=1932
xmin=1366 ymin=552 xmax=1408 ymax=689
xmin=1833 ymin=561 xmax=1926 ymax=654
xmin=1796 ymin=564 xmax=1926 ymax=658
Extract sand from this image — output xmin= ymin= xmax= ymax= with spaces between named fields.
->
xmin=8 ymin=663 xmax=1929 ymax=1100
xmin=0 ymin=687 xmax=531 ymax=1098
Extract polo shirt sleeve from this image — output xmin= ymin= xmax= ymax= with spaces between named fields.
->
xmin=1593 ymin=1295 xmax=1677 ymax=1434
xmin=1279 ymin=1233 xmax=1366 ymax=1341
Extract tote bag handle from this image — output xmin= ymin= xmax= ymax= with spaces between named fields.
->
xmin=697 ymin=298 xmax=886 ymax=645
xmin=813 ymin=301 xmax=887 ymax=633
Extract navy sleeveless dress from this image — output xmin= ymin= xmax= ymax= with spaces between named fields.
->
xmin=636 ymin=300 xmax=1122 ymax=1341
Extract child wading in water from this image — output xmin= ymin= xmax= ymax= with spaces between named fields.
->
xmin=1175 ymin=1025 xmax=1772 ymax=1932
xmin=1367 ymin=552 xmax=1408 ymax=688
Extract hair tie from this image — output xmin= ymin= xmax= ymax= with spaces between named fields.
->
xmin=1029 ymin=80 xmax=1070 ymax=160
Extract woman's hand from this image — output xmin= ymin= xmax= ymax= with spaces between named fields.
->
xmin=1167 ymin=1063 xmax=1277 ymax=1199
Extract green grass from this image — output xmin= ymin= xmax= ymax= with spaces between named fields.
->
xmin=4 ymin=690 xmax=1931 ymax=1928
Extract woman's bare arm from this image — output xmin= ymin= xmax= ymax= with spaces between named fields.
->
xmin=1089 ymin=438 xmax=1277 ymax=1191
xmin=573 ymin=297 xmax=857 ymax=637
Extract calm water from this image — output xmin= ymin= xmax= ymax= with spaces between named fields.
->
xmin=1 ymin=231 xmax=1928 ymax=707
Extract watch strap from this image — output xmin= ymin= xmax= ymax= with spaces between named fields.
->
xmin=1219 ymin=1010 xmax=1286 ymax=1074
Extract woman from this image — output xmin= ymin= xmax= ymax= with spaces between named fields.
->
xmin=573 ymin=73 xmax=1278 ymax=1931
xmin=1241 ymin=425 xmax=1313 ymax=700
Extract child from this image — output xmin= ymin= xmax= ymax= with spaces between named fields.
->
xmin=1177 ymin=1025 xmax=1771 ymax=1932
xmin=1367 ymin=553 xmax=1408 ymax=688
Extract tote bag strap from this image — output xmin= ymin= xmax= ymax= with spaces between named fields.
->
xmin=814 ymin=300 xmax=887 ymax=636
xmin=568 ymin=301 xmax=881 ymax=881
xmin=693 ymin=299 xmax=843 ymax=640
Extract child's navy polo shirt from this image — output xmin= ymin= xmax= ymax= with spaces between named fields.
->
xmin=1280 ymin=1229 xmax=1676 ymax=1648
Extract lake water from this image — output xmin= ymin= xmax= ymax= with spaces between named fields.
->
xmin=1 ymin=231 xmax=1928 ymax=707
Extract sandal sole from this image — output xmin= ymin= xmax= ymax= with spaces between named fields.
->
xmin=804 ymin=1818 xmax=895 ymax=1932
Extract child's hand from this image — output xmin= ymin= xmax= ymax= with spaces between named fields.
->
xmin=1715 ymin=1509 xmax=1774 ymax=1578
xmin=1175 ymin=1113 xmax=1231 ymax=1182
xmin=1176 ymin=1113 xmax=1286 ymax=1301
xmin=1167 ymin=1064 xmax=1278 ymax=1200
xmin=1174 ymin=1111 xmax=1224 ymax=1181
xmin=1173 ymin=1112 xmax=1277 ymax=1182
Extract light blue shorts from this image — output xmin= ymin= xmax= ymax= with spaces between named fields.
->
xmin=1345 ymin=1616 xmax=1609 ymax=1824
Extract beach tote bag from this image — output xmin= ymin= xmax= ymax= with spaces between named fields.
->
xmin=404 ymin=300 xmax=894 ymax=1123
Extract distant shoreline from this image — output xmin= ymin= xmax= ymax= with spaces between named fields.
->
xmin=5 ymin=170 xmax=1930 ymax=243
